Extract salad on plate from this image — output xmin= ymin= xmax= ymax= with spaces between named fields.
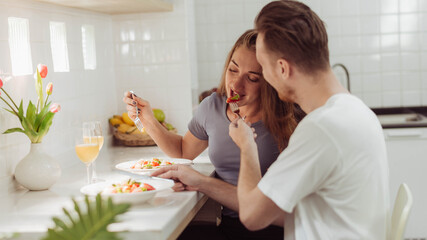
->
xmin=130 ymin=158 xmax=174 ymax=170
xmin=102 ymin=179 xmax=155 ymax=194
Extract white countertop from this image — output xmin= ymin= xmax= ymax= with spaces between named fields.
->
xmin=0 ymin=146 xmax=214 ymax=240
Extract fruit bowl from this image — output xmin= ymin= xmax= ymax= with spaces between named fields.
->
xmin=109 ymin=113 xmax=176 ymax=147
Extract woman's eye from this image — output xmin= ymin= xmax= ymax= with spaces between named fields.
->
xmin=248 ymin=76 xmax=259 ymax=82
xmin=228 ymin=68 xmax=238 ymax=73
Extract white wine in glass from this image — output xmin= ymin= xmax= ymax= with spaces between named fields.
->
xmin=76 ymin=127 xmax=99 ymax=184
xmin=84 ymin=121 xmax=104 ymax=182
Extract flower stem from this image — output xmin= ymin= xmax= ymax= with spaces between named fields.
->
xmin=45 ymin=95 xmax=50 ymax=107
xmin=0 ymin=96 xmax=19 ymax=117
xmin=0 ymin=88 xmax=19 ymax=111
xmin=36 ymin=99 xmax=39 ymax=113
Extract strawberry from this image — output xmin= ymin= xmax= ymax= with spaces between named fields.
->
xmin=142 ymin=183 xmax=155 ymax=191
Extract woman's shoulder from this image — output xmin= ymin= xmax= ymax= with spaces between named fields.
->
xmin=199 ymin=92 xmax=226 ymax=109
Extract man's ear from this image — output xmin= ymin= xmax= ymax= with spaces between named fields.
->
xmin=277 ymin=58 xmax=290 ymax=80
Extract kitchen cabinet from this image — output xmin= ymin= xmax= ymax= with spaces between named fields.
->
xmin=384 ymin=127 xmax=427 ymax=239
xmin=31 ymin=0 xmax=173 ymax=15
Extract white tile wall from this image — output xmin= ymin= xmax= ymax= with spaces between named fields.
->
xmin=111 ymin=0 xmax=195 ymax=134
xmin=0 ymin=0 xmax=117 ymax=179
xmin=194 ymin=0 xmax=427 ymax=108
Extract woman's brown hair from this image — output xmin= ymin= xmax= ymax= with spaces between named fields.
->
xmin=217 ymin=29 xmax=304 ymax=151
xmin=255 ymin=0 xmax=329 ymax=74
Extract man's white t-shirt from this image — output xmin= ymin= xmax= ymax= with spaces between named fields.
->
xmin=258 ymin=94 xmax=390 ymax=240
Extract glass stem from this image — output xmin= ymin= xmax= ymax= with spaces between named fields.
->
xmin=86 ymin=163 xmax=92 ymax=184
xmin=92 ymin=161 xmax=97 ymax=180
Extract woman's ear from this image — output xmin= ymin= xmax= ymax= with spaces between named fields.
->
xmin=277 ymin=58 xmax=290 ymax=80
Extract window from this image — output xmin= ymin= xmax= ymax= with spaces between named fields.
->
xmin=8 ymin=17 xmax=33 ymax=76
xmin=81 ymin=25 xmax=97 ymax=70
xmin=49 ymin=21 xmax=69 ymax=72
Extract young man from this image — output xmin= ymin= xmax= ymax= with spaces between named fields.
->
xmin=228 ymin=1 xmax=390 ymax=239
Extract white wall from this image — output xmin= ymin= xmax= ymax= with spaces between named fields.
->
xmin=112 ymin=0 xmax=195 ymax=133
xmin=194 ymin=0 xmax=427 ymax=108
xmin=0 ymin=0 xmax=196 ymax=188
xmin=0 ymin=0 xmax=116 ymax=182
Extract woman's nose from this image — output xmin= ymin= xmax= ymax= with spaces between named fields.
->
xmin=232 ymin=74 xmax=245 ymax=90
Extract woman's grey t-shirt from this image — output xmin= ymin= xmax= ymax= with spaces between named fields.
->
xmin=188 ymin=93 xmax=280 ymax=217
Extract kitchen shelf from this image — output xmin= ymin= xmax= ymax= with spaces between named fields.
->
xmin=32 ymin=0 xmax=173 ymax=15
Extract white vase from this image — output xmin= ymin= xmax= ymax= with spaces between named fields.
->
xmin=14 ymin=143 xmax=61 ymax=191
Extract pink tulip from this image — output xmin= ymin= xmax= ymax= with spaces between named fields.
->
xmin=0 ymin=78 xmax=3 ymax=89
xmin=49 ymin=103 xmax=61 ymax=113
xmin=46 ymin=82 xmax=53 ymax=95
xmin=37 ymin=64 xmax=48 ymax=78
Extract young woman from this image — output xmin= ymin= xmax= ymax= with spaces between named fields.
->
xmin=123 ymin=29 xmax=304 ymax=239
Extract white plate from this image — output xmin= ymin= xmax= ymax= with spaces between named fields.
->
xmin=80 ymin=177 xmax=174 ymax=204
xmin=115 ymin=158 xmax=193 ymax=173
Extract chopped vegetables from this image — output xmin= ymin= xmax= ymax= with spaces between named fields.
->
xmin=130 ymin=158 xmax=174 ymax=170
xmin=226 ymin=93 xmax=240 ymax=103
xmin=103 ymin=179 xmax=155 ymax=194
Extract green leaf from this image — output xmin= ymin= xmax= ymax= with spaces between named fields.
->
xmin=26 ymin=101 xmax=37 ymax=126
xmin=41 ymin=194 xmax=131 ymax=240
xmin=46 ymin=229 xmax=68 ymax=240
xmin=37 ymin=111 xmax=55 ymax=139
xmin=36 ymin=69 xmax=44 ymax=109
xmin=35 ymin=102 xmax=51 ymax=131
xmin=3 ymin=108 xmax=19 ymax=118
xmin=52 ymin=217 xmax=68 ymax=231
xmin=21 ymin=117 xmax=37 ymax=137
xmin=18 ymin=100 xmax=24 ymax=120
xmin=3 ymin=128 xmax=25 ymax=134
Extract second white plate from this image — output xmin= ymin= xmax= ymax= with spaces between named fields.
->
xmin=115 ymin=157 xmax=193 ymax=173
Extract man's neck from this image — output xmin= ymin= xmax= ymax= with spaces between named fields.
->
xmin=295 ymin=69 xmax=348 ymax=114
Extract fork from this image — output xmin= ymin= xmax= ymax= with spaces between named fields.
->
xmin=229 ymin=102 xmax=243 ymax=119
xmin=130 ymin=91 xmax=144 ymax=132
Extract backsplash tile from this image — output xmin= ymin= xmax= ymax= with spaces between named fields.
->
xmin=194 ymin=0 xmax=426 ymax=108
xmin=0 ymin=0 xmax=116 ymax=179
xmin=112 ymin=0 xmax=195 ymax=135
xmin=0 ymin=0 xmax=426 ymax=182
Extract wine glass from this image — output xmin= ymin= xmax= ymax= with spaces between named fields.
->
xmin=90 ymin=121 xmax=104 ymax=182
xmin=75 ymin=127 xmax=99 ymax=184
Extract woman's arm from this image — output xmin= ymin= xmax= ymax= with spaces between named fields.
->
xmin=123 ymin=91 xmax=208 ymax=159
xmin=145 ymin=119 xmax=208 ymax=159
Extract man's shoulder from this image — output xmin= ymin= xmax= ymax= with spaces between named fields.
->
xmin=299 ymin=94 xmax=383 ymax=145
xmin=309 ymin=94 xmax=375 ymax=126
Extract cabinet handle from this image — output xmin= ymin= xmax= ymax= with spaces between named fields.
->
xmin=387 ymin=130 xmax=422 ymax=138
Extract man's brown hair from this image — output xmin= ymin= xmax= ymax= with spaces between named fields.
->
xmin=255 ymin=0 xmax=329 ymax=73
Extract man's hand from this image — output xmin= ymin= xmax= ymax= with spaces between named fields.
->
xmin=151 ymin=165 xmax=207 ymax=191
xmin=229 ymin=118 xmax=257 ymax=151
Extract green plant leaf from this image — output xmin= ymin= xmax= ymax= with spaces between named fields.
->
xmin=36 ymin=111 xmax=54 ymax=141
xmin=21 ymin=117 xmax=37 ymax=136
xmin=26 ymin=101 xmax=37 ymax=127
xmin=42 ymin=194 xmax=131 ymax=240
xmin=3 ymin=108 xmax=18 ymax=117
xmin=3 ymin=128 xmax=25 ymax=134
xmin=35 ymin=101 xmax=51 ymax=131
xmin=18 ymin=100 xmax=24 ymax=120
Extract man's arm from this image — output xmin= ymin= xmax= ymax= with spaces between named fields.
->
xmin=151 ymin=165 xmax=238 ymax=211
xmin=229 ymin=119 xmax=285 ymax=230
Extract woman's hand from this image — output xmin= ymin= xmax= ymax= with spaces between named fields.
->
xmin=122 ymin=91 xmax=156 ymax=125
xmin=229 ymin=118 xmax=257 ymax=151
